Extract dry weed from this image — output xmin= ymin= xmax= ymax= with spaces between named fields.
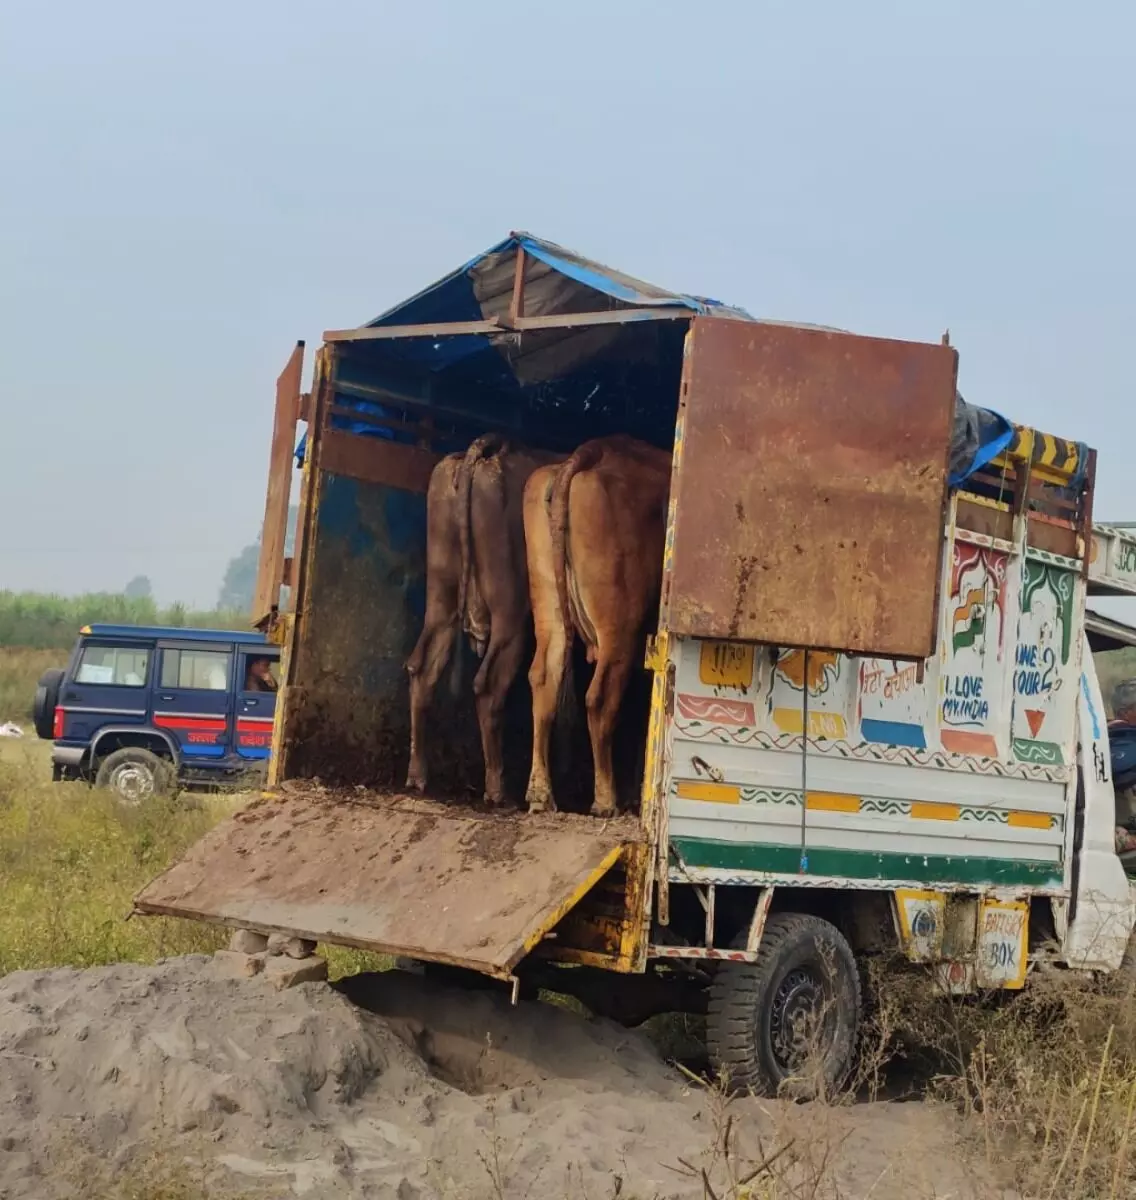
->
xmin=862 ymin=956 xmax=1136 ymax=1198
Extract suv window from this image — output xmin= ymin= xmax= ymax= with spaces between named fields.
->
xmin=160 ymin=649 xmax=231 ymax=691
xmin=74 ymin=645 xmax=150 ymax=687
xmin=241 ymin=653 xmax=280 ymax=693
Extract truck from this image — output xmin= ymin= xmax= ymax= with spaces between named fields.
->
xmin=135 ymin=233 xmax=1136 ymax=1097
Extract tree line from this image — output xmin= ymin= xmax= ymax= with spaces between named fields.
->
xmin=1 ymin=507 xmax=300 ymax=650
xmin=0 ymin=592 xmax=248 ymax=650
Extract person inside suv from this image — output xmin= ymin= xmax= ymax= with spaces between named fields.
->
xmin=245 ymin=656 xmax=279 ymax=693
xmin=1110 ymin=679 xmax=1136 ymax=864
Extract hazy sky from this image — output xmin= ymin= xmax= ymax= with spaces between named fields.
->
xmin=1 ymin=1 xmax=1133 ymax=606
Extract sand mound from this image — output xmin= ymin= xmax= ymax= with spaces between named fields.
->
xmin=0 ymin=957 xmax=990 ymax=1199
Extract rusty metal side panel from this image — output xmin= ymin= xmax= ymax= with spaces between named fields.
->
xmin=665 ymin=318 xmax=958 ymax=659
xmin=253 ymin=341 xmax=305 ymax=625
xmin=269 ymin=346 xmax=332 ymax=788
xmin=134 ymin=790 xmax=639 ymax=978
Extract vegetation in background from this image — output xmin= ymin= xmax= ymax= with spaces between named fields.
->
xmin=123 ymin=575 xmax=154 ymax=600
xmin=217 ymin=505 xmax=297 ymax=612
xmin=0 ymin=742 xmax=226 ymax=972
xmin=0 ymin=590 xmax=249 ymax=651
xmin=0 ymin=742 xmax=382 ymax=981
xmin=0 ymin=647 xmax=60 ymax=721
xmin=1097 ymin=645 xmax=1136 ymax=715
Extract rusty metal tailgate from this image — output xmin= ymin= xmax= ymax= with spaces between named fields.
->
xmin=665 ymin=317 xmax=958 ymax=659
xmin=134 ymin=789 xmax=637 ymax=978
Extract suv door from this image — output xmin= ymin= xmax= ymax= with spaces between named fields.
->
xmin=59 ymin=638 xmax=153 ymax=744
xmin=153 ymin=642 xmax=235 ymax=761
xmin=234 ymin=648 xmax=280 ymax=761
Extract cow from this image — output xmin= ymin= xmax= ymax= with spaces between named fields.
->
xmin=523 ymin=434 xmax=672 ymax=818
xmin=406 ymin=433 xmax=558 ymax=807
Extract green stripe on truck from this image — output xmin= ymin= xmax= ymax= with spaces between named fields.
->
xmin=671 ymin=838 xmax=1064 ymax=888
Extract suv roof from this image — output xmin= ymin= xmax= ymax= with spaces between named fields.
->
xmin=78 ymin=623 xmax=271 ymax=646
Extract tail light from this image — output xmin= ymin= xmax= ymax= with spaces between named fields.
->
xmin=52 ymin=706 xmax=64 ymax=739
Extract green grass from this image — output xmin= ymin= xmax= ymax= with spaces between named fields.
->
xmin=0 ymin=590 xmax=250 ymax=651
xmin=0 ymin=741 xmax=229 ymax=972
xmin=0 ymin=740 xmax=386 ymax=981
xmin=0 ymin=645 xmax=62 ymax=722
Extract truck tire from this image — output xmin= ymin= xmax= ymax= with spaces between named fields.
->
xmin=707 ymin=913 xmax=861 ymax=1099
xmin=95 ymin=747 xmax=174 ymax=805
xmin=33 ymin=669 xmax=65 ymax=740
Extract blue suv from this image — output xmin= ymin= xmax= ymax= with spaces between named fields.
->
xmin=33 ymin=624 xmax=280 ymax=803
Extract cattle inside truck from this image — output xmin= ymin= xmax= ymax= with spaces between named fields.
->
xmin=136 ymin=234 xmax=1136 ymax=1097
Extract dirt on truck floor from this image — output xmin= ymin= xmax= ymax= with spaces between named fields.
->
xmin=0 ymin=957 xmax=1003 ymax=1200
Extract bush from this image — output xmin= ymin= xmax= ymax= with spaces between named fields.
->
xmin=865 ymin=959 xmax=1136 ymax=1198
xmin=0 ymin=646 xmax=60 ymax=721
xmin=0 ymin=590 xmax=249 ymax=651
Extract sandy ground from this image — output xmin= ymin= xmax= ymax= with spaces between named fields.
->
xmin=0 ymin=957 xmax=1005 ymax=1200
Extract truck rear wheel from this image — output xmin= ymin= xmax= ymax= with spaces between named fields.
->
xmin=707 ymin=913 xmax=861 ymax=1099
xmin=95 ymin=747 xmax=174 ymax=805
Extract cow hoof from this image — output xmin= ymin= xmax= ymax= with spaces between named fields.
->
xmin=590 ymin=802 xmax=618 ymax=819
xmin=405 ymin=772 xmax=427 ymax=794
xmin=526 ymin=794 xmax=557 ymax=815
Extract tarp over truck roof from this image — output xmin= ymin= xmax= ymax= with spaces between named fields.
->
xmin=295 ymin=231 xmax=1028 ymax=486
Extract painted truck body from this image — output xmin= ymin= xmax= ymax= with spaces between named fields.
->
xmin=136 ymin=235 xmax=1136 ymax=1092
xmin=654 ymin=512 xmax=1136 ymax=984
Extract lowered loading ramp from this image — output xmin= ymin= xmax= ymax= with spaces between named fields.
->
xmin=134 ymin=788 xmax=639 ymax=978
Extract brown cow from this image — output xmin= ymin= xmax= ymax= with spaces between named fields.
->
xmin=406 ymin=433 xmax=558 ymax=806
xmin=524 ymin=435 xmax=672 ymax=817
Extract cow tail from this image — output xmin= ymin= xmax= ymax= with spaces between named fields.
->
xmin=451 ymin=433 xmax=507 ymax=696
xmin=549 ymin=442 xmax=600 ymax=640
xmin=548 ymin=444 xmax=602 ymax=737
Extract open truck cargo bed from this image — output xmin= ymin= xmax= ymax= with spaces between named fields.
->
xmin=134 ymin=788 xmax=641 ymax=979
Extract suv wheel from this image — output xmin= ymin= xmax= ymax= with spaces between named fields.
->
xmin=33 ymin=669 xmax=65 ymax=740
xmin=95 ymin=748 xmax=174 ymax=805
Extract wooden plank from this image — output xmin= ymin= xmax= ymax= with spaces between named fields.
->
xmin=500 ymin=247 xmax=526 ymax=329
xmin=320 ymin=428 xmax=440 ymax=494
xmin=334 ymin=378 xmax=523 ymax=442
xmin=285 ymin=346 xmax=332 ymax=622
xmin=252 ymin=341 xmax=304 ymax=623
xmin=323 ymin=319 xmax=501 ymax=342
xmin=515 ymin=308 xmax=692 ymax=330
xmin=1079 ymin=448 xmax=1098 ymax=579
xmin=329 ymin=404 xmax=427 ymax=439
xmin=321 ymin=307 xmax=694 ymax=343
xmin=956 ymin=496 xmax=1014 ymax=542
xmin=1026 ymin=514 xmax=1080 ymax=560
xmin=134 ymin=790 xmax=639 ymax=979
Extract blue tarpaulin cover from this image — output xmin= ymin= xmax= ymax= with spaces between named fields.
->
xmin=295 ymin=231 xmax=1013 ymax=485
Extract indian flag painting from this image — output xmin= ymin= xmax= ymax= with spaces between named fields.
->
xmin=939 ymin=542 xmax=1009 ymax=758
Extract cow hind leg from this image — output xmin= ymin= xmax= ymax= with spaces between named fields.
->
xmin=585 ymin=647 xmax=636 ymax=818
xmin=473 ymin=631 xmax=526 ymax=809
xmin=405 ymin=616 xmax=458 ymax=792
xmin=525 ymin=623 xmax=569 ymax=814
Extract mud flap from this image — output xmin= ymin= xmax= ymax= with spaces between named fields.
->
xmin=134 ymin=791 xmax=636 ymax=979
